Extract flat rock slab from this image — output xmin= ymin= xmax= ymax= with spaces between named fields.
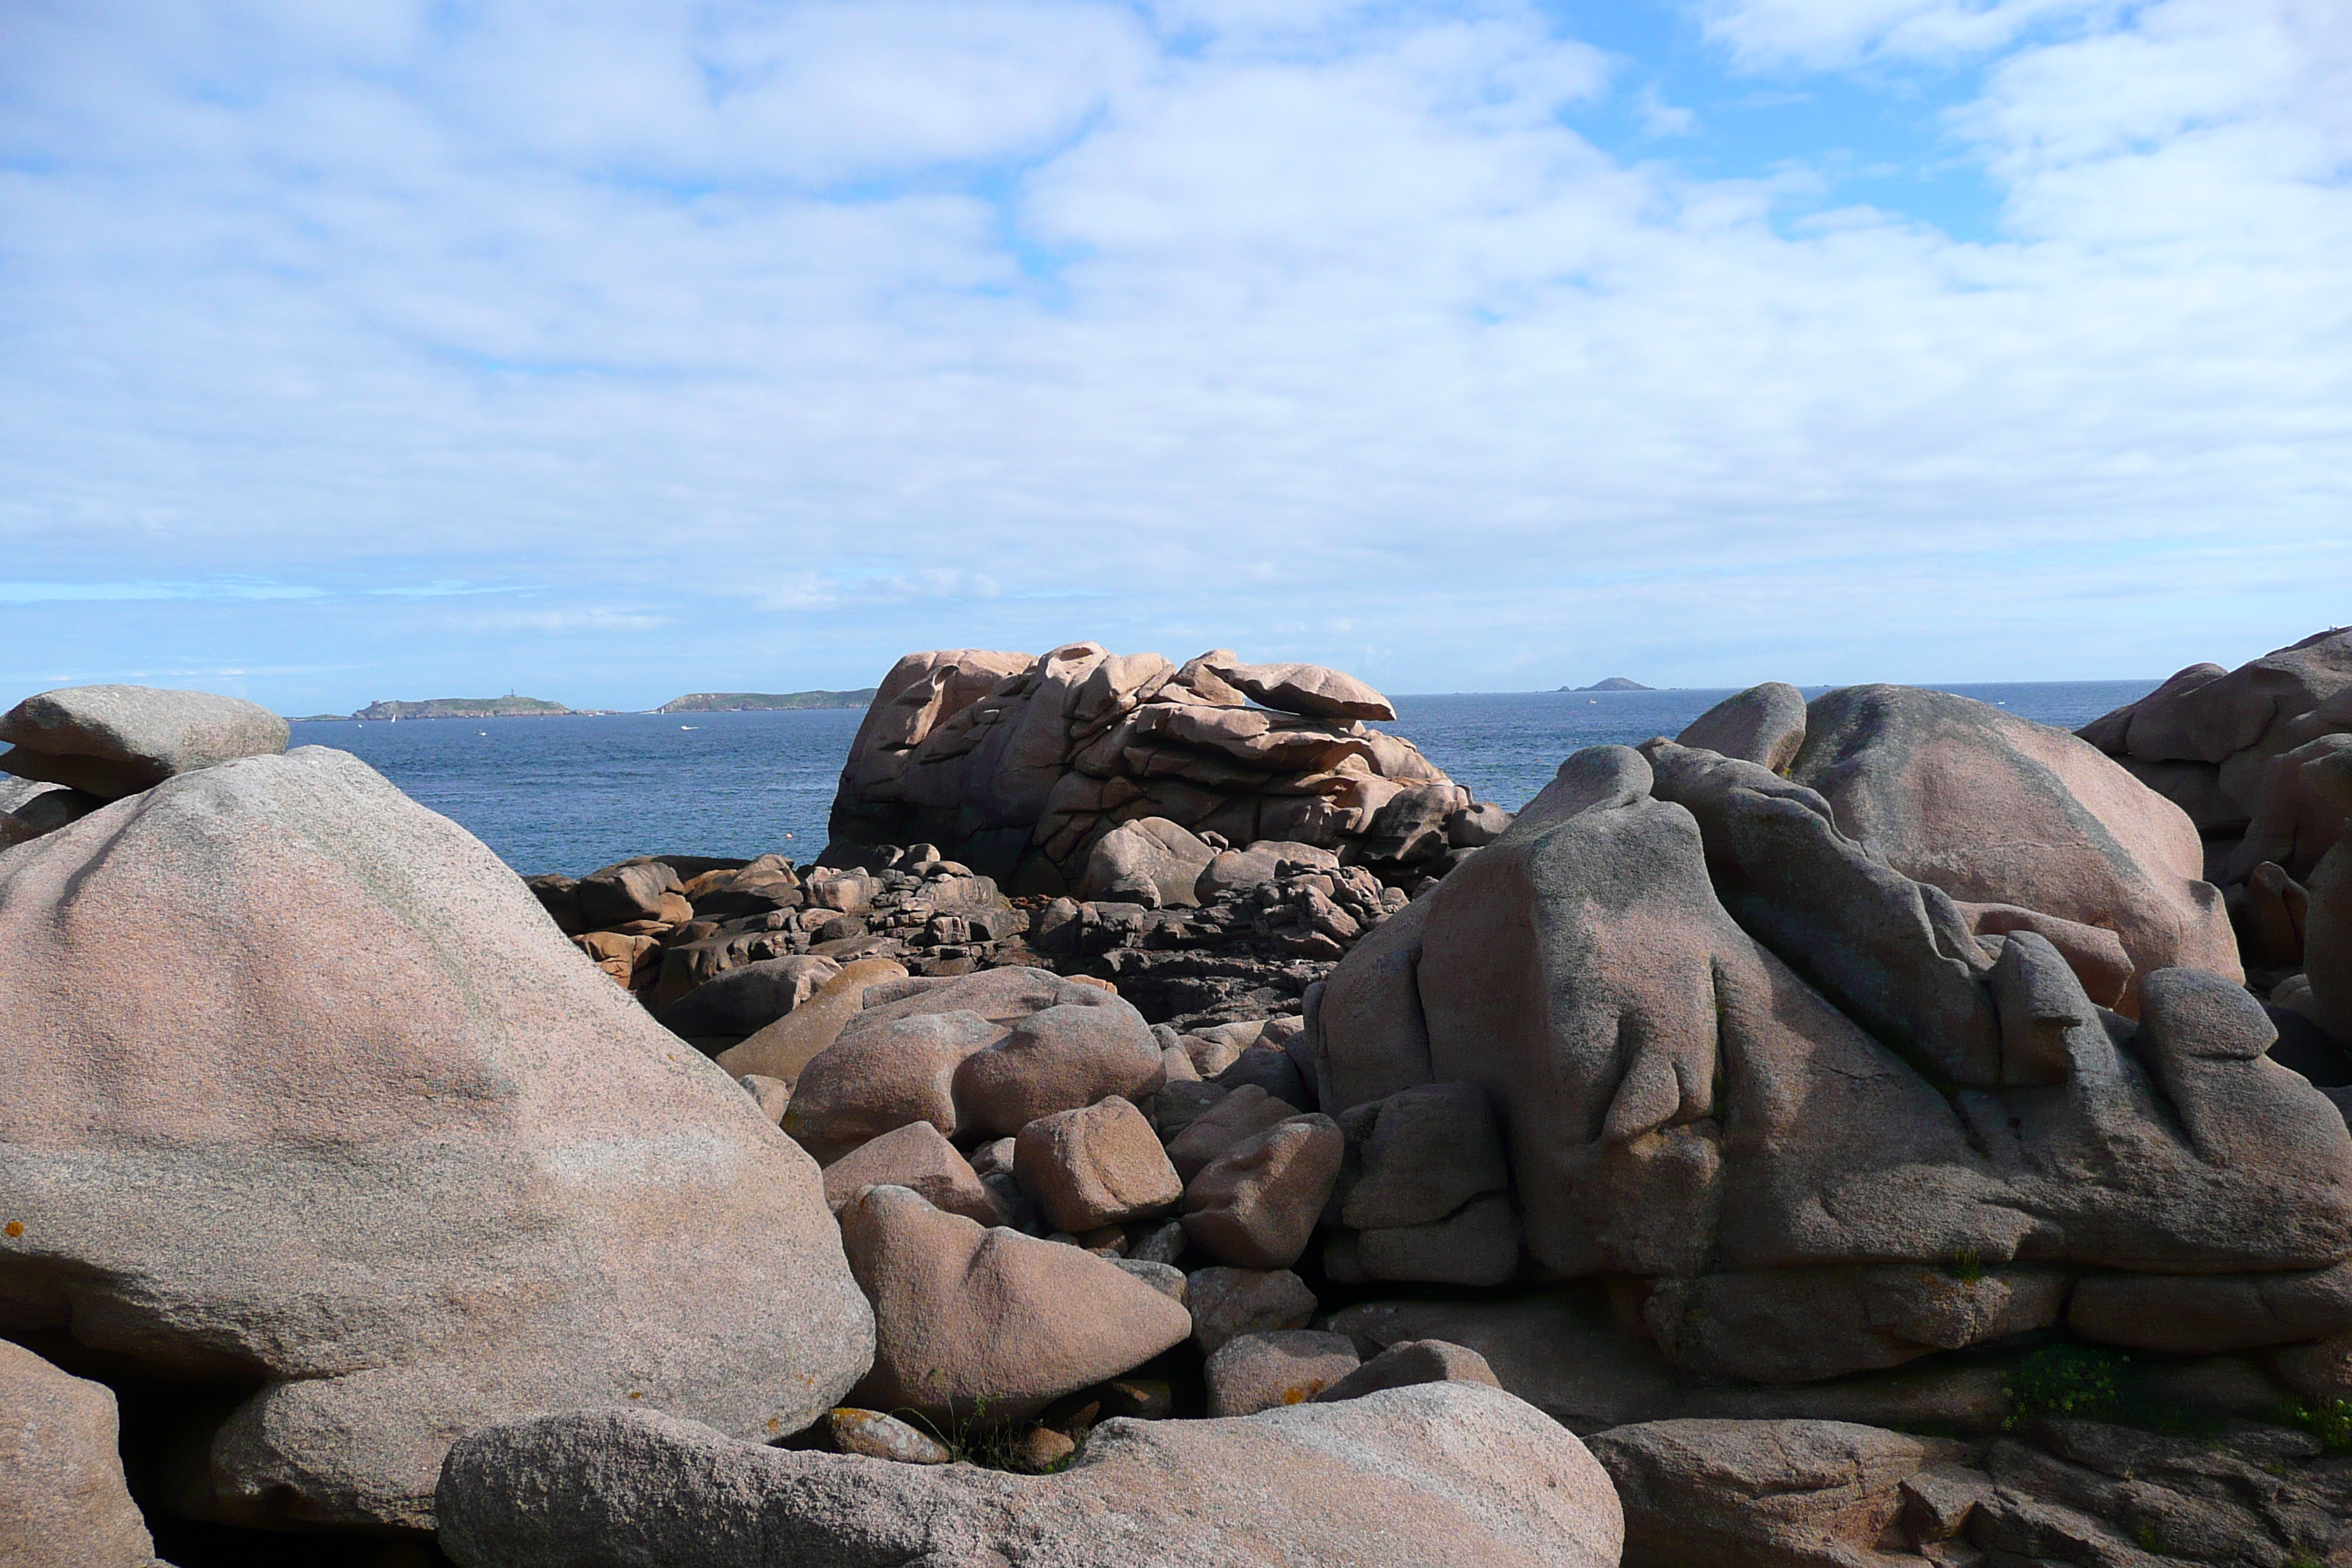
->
xmin=438 ymin=1382 xmax=1623 ymax=1568
xmin=0 ymin=684 xmax=287 ymax=797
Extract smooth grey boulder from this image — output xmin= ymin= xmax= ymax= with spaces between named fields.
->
xmin=0 ymin=1340 xmax=159 ymax=1568
xmin=437 ymin=1382 xmax=1624 ymax=1568
xmin=0 ymin=748 xmax=874 ymax=1531
xmin=1675 ymin=682 xmax=1806 ymax=772
xmin=0 ymin=684 xmax=288 ymax=798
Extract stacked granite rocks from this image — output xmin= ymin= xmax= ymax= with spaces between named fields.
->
xmin=2078 ymin=627 xmax=2352 ymax=1067
xmin=524 ymin=844 xmax=1027 ymax=1009
xmin=0 ymin=684 xmax=288 ymax=845
xmin=826 ymin=643 xmax=1508 ymax=894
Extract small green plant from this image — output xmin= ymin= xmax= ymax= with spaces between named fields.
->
xmin=1946 ymin=1251 xmax=1986 ymax=1284
xmin=2136 ymin=1522 xmax=2163 ymax=1554
xmin=2285 ymin=1397 xmax=2352 ymax=1453
xmin=2004 ymin=1345 xmax=2130 ymax=1428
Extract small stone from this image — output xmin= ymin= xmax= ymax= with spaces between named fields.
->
xmin=1206 ymin=1330 xmax=1362 ymax=1417
xmin=1077 ymin=1225 xmax=1127 ymax=1255
xmin=738 ymin=1073 xmax=791 ymax=1123
xmin=1009 ymin=1424 xmax=1078 ymax=1474
xmin=826 ymin=1407 xmax=952 ymax=1465
xmin=1109 ymin=1258 xmax=1186 ymax=1303
xmin=1188 ymin=1266 xmax=1317 ymax=1355
xmin=1128 ymin=1218 xmax=1188 ymax=1266
xmin=1314 ymin=1339 xmax=1501 ymax=1403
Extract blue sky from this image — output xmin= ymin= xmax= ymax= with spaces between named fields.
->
xmin=1 ymin=0 xmax=2347 ymax=712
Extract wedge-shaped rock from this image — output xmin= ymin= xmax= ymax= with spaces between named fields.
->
xmin=837 ymin=1183 xmax=1189 ymax=1426
xmin=0 ymin=1341 xmax=158 ymax=1568
xmin=0 ymin=749 xmax=873 ymax=1531
xmin=820 ymin=1120 xmax=1004 ymax=1224
xmin=1675 ymin=682 xmax=1806 ymax=773
xmin=437 ymin=1382 xmax=1623 ymax=1568
xmin=1200 ymin=655 xmax=1398 ymax=722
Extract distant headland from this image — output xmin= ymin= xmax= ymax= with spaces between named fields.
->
xmin=287 ymin=689 xmax=881 ymax=721
xmin=294 ymin=696 xmax=591 ymax=721
xmin=1560 ymin=676 xmax=1656 ymax=692
xmin=656 ymin=689 xmax=878 ymax=713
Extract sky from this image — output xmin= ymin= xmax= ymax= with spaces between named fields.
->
xmin=1 ymin=0 xmax=2347 ymax=713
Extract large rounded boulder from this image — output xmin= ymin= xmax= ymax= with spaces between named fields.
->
xmin=0 ymin=747 xmax=874 ymax=1531
xmin=1788 ymin=684 xmax=2240 ymax=1009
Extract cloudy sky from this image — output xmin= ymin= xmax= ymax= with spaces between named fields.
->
xmin=2 ymin=0 xmax=2345 ymax=712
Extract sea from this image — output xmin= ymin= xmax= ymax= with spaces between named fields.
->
xmin=288 ymin=681 xmax=2160 ymax=878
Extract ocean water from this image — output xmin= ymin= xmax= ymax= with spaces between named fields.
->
xmin=289 ymin=679 xmax=2158 ymax=877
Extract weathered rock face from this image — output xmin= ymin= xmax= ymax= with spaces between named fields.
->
xmin=2079 ymin=631 xmax=2352 ymax=963
xmin=0 ymin=1340 xmax=159 ymax=1568
xmin=1592 ymin=1418 xmax=1989 ymax=1568
xmin=0 ymin=685 xmax=289 ymax=799
xmin=1313 ymin=729 xmax=2352 ymax=1387
xmin=2081 ymin=630 xmax=2352 ymax=829
xmin=826 ymin=642 xmax=1497 ymax=894
xmin=437 ymin=1383 xmax=1624 ymax=1568
xmin=0 ymin=747 xmax=874 ymax=1531
xmin=1591 ymin=1415 xmax=2352 ymax=1568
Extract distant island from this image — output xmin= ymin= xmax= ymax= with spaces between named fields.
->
xmin=351 ymin=696 xmax=577 ymax=720
xmin=1561 ymin=677 xmax=1656 ymax=693
xmin=656 ymin=689 xmax=878 ymax=713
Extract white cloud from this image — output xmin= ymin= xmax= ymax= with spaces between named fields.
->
xmin=1695 ymin=0 xmax=2119 ymax=69
xmin=0 ymin=0 xmax=2345 ymax=707
xmin=1635 ymin=83 xmax=1700 ymax=137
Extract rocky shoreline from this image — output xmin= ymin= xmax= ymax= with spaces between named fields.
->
xmin=4 ymin=635 xmax=2352 ymax=1568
